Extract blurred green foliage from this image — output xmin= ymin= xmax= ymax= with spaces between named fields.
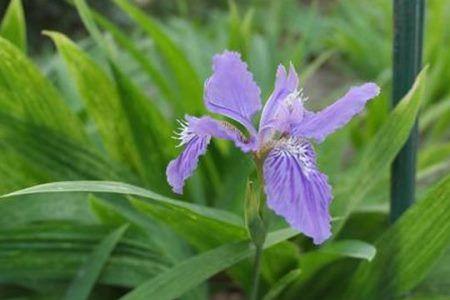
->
xmin=0 ymin=0 xmax=449 ymax=299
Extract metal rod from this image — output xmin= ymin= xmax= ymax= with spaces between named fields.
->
xmin=391 ymin=0 xmax=425 ymax=222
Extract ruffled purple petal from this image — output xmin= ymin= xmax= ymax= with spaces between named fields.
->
xmin=293 ymin=83 xmax=380 ymax=142
xmin=258 ymin=64 xmax=301 ymax=143
xmin=166 ymin=134 xmax=210 ymax=194
xmin=190 ymin=115 xmax=257 ymax=152
xmin=263 ymin=138 xmax=332 ymax=244
xmin=204 ymin=51 xmax=261 ymax=136
xmin=166 ymin=115 xmax=257 ymax=193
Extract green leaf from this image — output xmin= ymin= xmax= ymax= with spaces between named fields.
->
xmin=0 ymin=193 xmax=95 ymax=228
xmin=45 ymin=31 xmax=143 ymax=175
xmin=0 ymin=114 xmax=133 ymax=183
xmin=92 ymin=11 xmax=172 ymax=101
xmin=318 ymin=240 xmax=377 ymax=261
xmin=0 ymin=37 xmax=85 ymax=142
xmin=64 ymin=225 xmax=128 ymax=300
xmin=262 ymin=269 xmax=301 ymax=300
xmin=0 ymin=224 xmax=169 ymax=288
xmin=109 ymin=63 xmax=172 ymax=189
xmin=0 ymin=0 xmax=26 ymax=52
xmin=285 ymin=239 xmax=377 ymax=294
xmin=113 ymin=0 xmax=203 ymax=114
xmin=119 ymin=228 xmax=298 ymax=300
xmin=88 ymin=194 xmax=197 ymax=266
xmin=2 ymin=181 xmax=243 ymax=227
xmin=73 ymin=0 xmax=108 ymax=56
xmin=331 ymin=67 xmax=427 ymax=234
xmin=343 ymin=175 xmax=450 ymax=299
xmin=130 ymin=196 xmax=246 ymax=251
xmin=228 ymin=1 xmax=253 ymax=58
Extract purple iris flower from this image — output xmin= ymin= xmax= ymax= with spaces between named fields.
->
xmin=166 ymin=51 xmax=380 ymax=244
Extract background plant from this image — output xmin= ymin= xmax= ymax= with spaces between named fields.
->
xmin=0 ymin=0 xmax=448 ymax=299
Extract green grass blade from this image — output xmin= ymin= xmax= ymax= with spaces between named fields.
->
xmin=331 ymin=68 xmax=427 ymax=235
xmin=93 ymin=12 xmax=173 ymax=100
xmin=119 ymin=228 xmax=298 ymax=300
xmin=113 ymin=0 xmax=203 ymax=114
xmin=0 ymin=0 xmax=26 ymax=52
xmin=0 ymin=114 xmax=134 ymax=182
xmin=2 ymin=180 xmax=243 ymax=227
xmin=344 ymin=174 xmax=450 ymax=299
xmin=88 ymin=195 xmax=191 ymax=264
xmin=0 ymin=224 xmax=169 ymax=288
xmin=64 ymin=225 xmax=128 ymax=300
xmin=130 ymin=196 xmax=246 ymax=250
xmin=283 ymin=240 xmax=377 ymax=296
xmin=0 ymin=193 xmax=95 ymax=228
xmin=73 ymin=0 xmax=108 ymax=56
xmin=0 ymin=37 xmax=85 ymax=142
xmin=45 ymin=31 xmax=143 ymax=174
xmin=262 ymin=269 xmax=301 ymax=300
xmin=109 ymin=63 xmax=172 ymax=189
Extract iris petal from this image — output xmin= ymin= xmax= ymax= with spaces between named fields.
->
xmin=259 ymin=64 xmax=301 ymax=142
xmin=166 ymin=134 xmax=210 ymax=194
xmin=263 ymin=138 xmax=332 ymax=244
xmin=204 ymin=51 xmax=261 ymax=136
xmin=293 ymin=83 xmax=380 ymax=142
xmin=166 ymin=115 xmax=255 ymax=193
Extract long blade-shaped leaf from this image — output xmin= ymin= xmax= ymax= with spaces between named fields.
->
xmin=92 ymin=11 xmax=172 ymax=100
xmin=45 ymin=31 xmax=142 ymax=174
xmin=120 ymin=228 xmax=298 ymax=300
xmin=64 ymin=225 xmax=128 ymax=300
xmin=0 ymin=224 xmax=169 ymax=288
xmin=262 ymin=269 xmax=302 ymax=300
xmin=110 ymin=64 xmax=172 ymax=189
xmin=331 ymin=68 xmax=427 ymax=234
xmin=0 ymin=0 xmax=26 ymax=51
xmin=0 ymin=37 xmax=85 ymax=142
xmin=2 ymin=180 xmax=243 ymax=227
xmin=0 ymin=114 xmax=133 ymax=182
xmin=113 ymin=0 xmax=203 ymax=114
xmin=283 ymin=240 xmax=377 ymax=296
xmin=344 ymin=175 xmax=450 ymax=299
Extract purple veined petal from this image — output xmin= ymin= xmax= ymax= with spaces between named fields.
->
xmin=166 ymin=115 xmax=257 ymax=193
xmin=258 ymin=64 xmax=300 ymax=143
xmin=263 ymin=137 xmax=333 ymax=245
xmin=190 ymin=115 xmax=258 ymax=152
xmin=204 ymin=51 xmax=261 ymax=136
xmin=166 ymin=134 xmax=210 ymax=194
xmin=293 ymin=83 xmax=380 ymax=143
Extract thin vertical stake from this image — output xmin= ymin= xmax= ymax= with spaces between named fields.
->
xmin=391 ymin=0 xmax=425 ymax=222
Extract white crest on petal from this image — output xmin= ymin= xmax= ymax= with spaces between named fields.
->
xmin=172 ymin=119 xmax=195 ymax=147
xmin=273 ymin=137 xmax=315 ymax=175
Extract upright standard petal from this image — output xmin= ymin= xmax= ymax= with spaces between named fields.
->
xmin=259 ymin=64 xmax=301 ymax=142
xmin=204 ymin=51 xmax=261 ymax=136
xmin=293 ymin=83 xmax=380 ymax=142
xmin=263 ymin=137 xmax=332 ymax=244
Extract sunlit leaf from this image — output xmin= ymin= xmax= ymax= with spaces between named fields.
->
xmin=0 ymin=0 xmax=26 ymax=51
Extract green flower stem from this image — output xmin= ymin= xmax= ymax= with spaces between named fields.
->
xmin=248 ymin=158 xmax=268 ymax=300
xmin=250 ymin=244 xmax=264 ymax=300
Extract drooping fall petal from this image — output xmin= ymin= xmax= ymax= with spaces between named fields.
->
xmin=263 ymin=138 xmax=333 ymax=244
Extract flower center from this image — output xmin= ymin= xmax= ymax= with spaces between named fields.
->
xmin=274 ymin=137 xmax=316 ymax=173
